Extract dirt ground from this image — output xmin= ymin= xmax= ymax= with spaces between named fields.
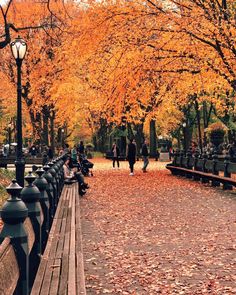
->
xmin=80 ymin=158 xmax=236 ymax=294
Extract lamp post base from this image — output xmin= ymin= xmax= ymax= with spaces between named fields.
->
xmin=15 ymin=158 xmax=25 ymax=187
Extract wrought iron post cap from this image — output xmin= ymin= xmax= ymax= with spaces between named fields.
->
xmin=43 ymin=164 xmax=50 ymax=172
xmin=53 ymin=163 xmax=59 ymax=173
xmin=48 ymin=162 xmax=56 ymax=177
xmin=21 ymin=172 xmax=41 ymax=203
xmin=34 ymin=168 xmax=48 ymax=191
xmin=43 ymin=165 xmax=53 ymax=183
xmin=35 ymin=167 xmax=44 ymax=177
xmin=1 ymin=180 xmax=28 ymax=224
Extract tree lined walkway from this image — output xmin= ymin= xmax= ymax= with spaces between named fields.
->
xmin=81 ymin=159 xmax=236 ymax=294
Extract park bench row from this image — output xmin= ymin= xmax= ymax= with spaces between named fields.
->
xmin=0 ymin=155 xmax=70 ymax=295
xmin=166 ymin=150 xmax=236 ymax=190
xmin=0 ymin=155 xmax=48 ymax=168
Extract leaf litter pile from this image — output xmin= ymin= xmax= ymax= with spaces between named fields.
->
xmin=81 ymin=159 xmax=236 ymax=294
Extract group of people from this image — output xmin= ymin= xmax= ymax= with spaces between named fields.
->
xmin=111 ymin=139 xmax=150 ymax=175
xmin=63 ymin=156 xmax=89 ymax=196
xmin=62 ymin=141 xmax=90 ymax=196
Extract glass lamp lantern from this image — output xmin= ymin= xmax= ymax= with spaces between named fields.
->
xmin=10 ymin=37 xmax=27 ymax=61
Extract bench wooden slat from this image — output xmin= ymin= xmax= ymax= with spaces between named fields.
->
xmin=58 ymin=256 xmax=69 ymax=295
xmin=30 ymin=188 xmax=69 ymax=295
xmin=39 ymin=259 xmax=55 ymax=295
xmin=29 ymin=259 xmax=48 ymax=295
xmin=31 ymin=183 xmax=86 ymax=295
xmin=68 ymin=185 xmax=76 ymax=295
xmin=49 ymin=258 xmax=61 ymax=295
xmin=0 ymin=238 xmax=19 ymax=295
xmin=75 ymin=190 xmax=86 ymax=295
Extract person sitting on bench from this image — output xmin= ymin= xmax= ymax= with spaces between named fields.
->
xmin=63 ymin=157 xmax=89 ymax=196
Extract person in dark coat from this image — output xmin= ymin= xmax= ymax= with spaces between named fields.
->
xmin=78 ymin=141 xmax=85 ymax=154
xmin=141 ymin=139 xmax=149 ymax=172
xmin=30 ymin=144 xmax=37 ymax=157
xmin=126 ymin=138 xmax=137 ymax=175
xmin=47 ymin=146 xmax=54 ymax=160
xmin=112 ymin=142 xmax=120 ymax=168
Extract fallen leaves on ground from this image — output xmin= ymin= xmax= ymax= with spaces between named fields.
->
xmin=81 ymin=159 xmax=236 ymax=294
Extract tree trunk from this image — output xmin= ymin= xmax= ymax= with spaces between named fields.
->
xmin=96 ymin=119 xmax=108 ymax=153
xmin=133 ymin=123 xmax=144 ymax=156
xmin=42 ymin=106 xmax=49 ymax=146
xmin=127 ymin=123 xmax=134 ymax=140
xmin=195 ymin=101 xmax=203 ymax=153
xmin=120 ymin=136 xmax=126 ymax=156
xmin=49 ymin=111 xmax=55 ymax=153
xmin=149 ymin=119 xmax=157 ymax=157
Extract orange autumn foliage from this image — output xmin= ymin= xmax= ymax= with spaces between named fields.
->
xmin=1 ymin=0 xmax=236 ymax=143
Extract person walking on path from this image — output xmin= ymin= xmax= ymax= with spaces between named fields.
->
xmin=126 ymin=138 xmax=137 ymax=175
xmin=141 ymin=139 xmax=149 ymax=172
xmin=78 ymin=141 xmax=85 ymax=155
xmin=112 ymin=142 xmax=120 ymax=168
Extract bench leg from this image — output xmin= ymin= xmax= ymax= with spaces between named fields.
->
xmin=211 ymin=180 xmax=221 ymax=187
xmin=223 ymin=183 xmax=233 ymax=190
xmin=201 ymin=177 xmax=209 ymax=184
xmin=186 ymin=173 xmax=193 ymax=179
xmin=193 ymin=174 xmax=201 ymax=181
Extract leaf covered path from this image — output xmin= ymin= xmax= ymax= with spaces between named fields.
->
xmin=81 ymin=159 xmax=236 ymax=294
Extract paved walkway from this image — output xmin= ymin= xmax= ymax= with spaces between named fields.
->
xmin=81 ymin=159 xmax=236 ymax=294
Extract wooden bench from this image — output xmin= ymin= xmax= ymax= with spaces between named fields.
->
xmin=0 ymin=218 xmax=35 ymax=295
xmin=30 ymin=182 xmax=86 ymax=295
xmin=0 ymin=157 xmax=43 ymax=169
xmin=166 ymin=165 xmax=236 ymax=188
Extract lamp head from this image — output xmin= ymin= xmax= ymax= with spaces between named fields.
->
xmin=10 ymin=36 xmax=27 ymax=61
xmin=182 ymin=122 xmax=187 ymax=128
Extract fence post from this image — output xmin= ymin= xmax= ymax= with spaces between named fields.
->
xmin=212 ymin=152 xmax=221 ymax=187
xmin=179 ymin=150 xmax=184 ymax=167
xmin=201 ymin=152 xmax=209 ymax=183
xmin=43 ymin=165 xmax=55 ymax=224
xmin=186 ymin=149 xmax=193 ymax=178
xmin=33 ymin=167 xmax=50 ymax=251
xmin=20 ymin=171 xmax=42 ymax=286
xmin=59 ymin=156 xmax=66 ymax=193
xmin=172 ymin=150 xmax=177 ymax=166
xmin=223 ymin=153 xmax=233 ymax=190
xmin=0 ymin=180 xmax=29 ymax=295
xmin=48 ymin=162 xmax=58 ymax=207
xmin=52 ymin=159 xmax=60 ymax=198
xmin=193 ymin=150 xmax=201 ymax=181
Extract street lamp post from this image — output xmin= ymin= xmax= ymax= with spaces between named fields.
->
xmin=8 ymin=122 xmax=12 ymax=155
xmin=10 ymin=36 xmax=27 ymax=187
xmin=182 ymin=122 xmax=187 ymax=152
xmin=61 ymin=128 xmax=65 ymax=147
